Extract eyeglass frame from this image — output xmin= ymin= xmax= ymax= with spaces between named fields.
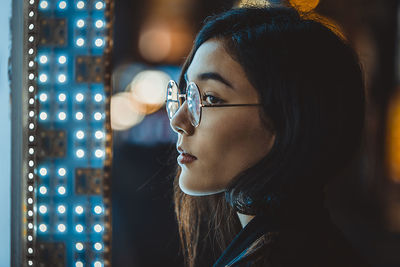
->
xmin=166 ymin=77 xmax=262 ymax=128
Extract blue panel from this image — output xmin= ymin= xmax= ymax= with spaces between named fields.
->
xmin=35 ymin=0 xmax=109 ymax=266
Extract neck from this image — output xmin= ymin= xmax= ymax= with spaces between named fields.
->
xmin=237 ymin=212 xmax=255 ymax=228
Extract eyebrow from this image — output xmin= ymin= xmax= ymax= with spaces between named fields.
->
xmin=185 ymin=72 xmax=234 ymax=89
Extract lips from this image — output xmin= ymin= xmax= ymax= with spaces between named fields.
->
xmin=176 ymin=146 xmax=197 ymax=164
xmin=177 ymin=153 xmax=197 ymax=164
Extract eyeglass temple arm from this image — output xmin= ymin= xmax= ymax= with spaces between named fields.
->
xmin=201 ymin=103 xmax=262 ymax=107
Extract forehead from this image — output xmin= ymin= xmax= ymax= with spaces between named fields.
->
xmin=186 ymin=39 xmax=258 ymax=98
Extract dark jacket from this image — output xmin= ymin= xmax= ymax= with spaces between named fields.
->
xmin=213 ymin=207 xmax=370 ymax=267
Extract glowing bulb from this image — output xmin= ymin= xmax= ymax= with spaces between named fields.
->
xmin=29 ymin=111 xmax=35 ymax=117
xmin=95 ymin=1 xmax=103 ymax=9
xmin=76 ymin=38 xmax=84 ymax=47
xmin=58 ymin=168 xmax=66 ymax=176
xmin=94 ymin=224 xmax=102 ymax=233
xmin=58 ymin=56 xmax=67 ymax=64
xmin=95 ymin=149 xmax=104 ymax=158
xmin=94 ymin=205 xmax=102 ymax=214
xmin=76 ymin=262 xmax=83 ymax=267
xmin=57 ymin=205 xmax=66 ymax=214
xmin=94 ymin=261 xmax=102 ymax=267
xmin=39 ymin=112 xmax=47 ymax=120
xmin=28 ymin=185 xmax=33 ymax=191
xmin=39 ymin=205 xmax=47 ymax=214
xmin=77 ymin=19 xmax=85 ymax=28
xmin=76 ymin=242 xmax=84 ymax=251
xmin=39 ymin=186 xmax=47 ymax=195
xmin=76 ymin=224 xmax=84 ymax=233
xmin=95 ymin=20 xmax=104 ymax=28
xmin=76 ymin=93 xmax=84 ymax=102
xmin=94 ymin=112 xmax=102 ymax=120
xmin=95 ymin=130 xmax=104 ymax=139
xmin=39 ymin=167 xmax=47 ymax=176
xmin=39 ymin=55 xmax=48 ymax=64
xmin=27 ymin=198 xmax=33 ymax=204
xmin=75 ymin=205 xmax=84 ymax=214
xmin=28 ymin=85 xmax=34 ymax=92
xmin=57 ymin=224 xmax=66 ymax=232
xmin=39 ymin=224 xmax=47 ymax=232
xmin=58 ymin=186 xmax=66 ymax=195
xmin=39 ymin=0 xmax=48 ymax=9
xmin=94 ymin=93 xmax=103 ymax=102
xmin=58 ymin=93 xmax=66 ymax=102
xmin=95 ymin=38 xmax=103 ymax=47
xmin=59 ymin=1 xmax=67 ymax=9
xmin=75 ymin=112 xmax=83 ymax=120
xmin=39 ymin=74 xmax=48 ymax=83
xmin=76 ymin=149 xmax=85 ymax=158
xmin=58 ymin=112 xmax=66 ymax=121
xmin=77 ymin=1 xmax=84 ymax=9
xmin=94 ymin=242 xmax=102 ymax=250
xmin=28 ymin=223 xmax=33 ymax=229
xmin=28 ymin=235 xmax=33 ymax=241
xmin=76 ymin=130 xmax=85 ymax=139
xmin=58 ymin=74 xmax=66 ymax=83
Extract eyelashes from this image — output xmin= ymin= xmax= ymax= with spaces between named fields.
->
xmin=202 ymin=93 xmax=224 ymax=105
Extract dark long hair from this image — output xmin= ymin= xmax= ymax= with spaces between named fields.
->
xmin=173 ymin=5 xmax=366 ymax=267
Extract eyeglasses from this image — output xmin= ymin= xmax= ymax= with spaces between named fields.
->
xmin=166 ymin=79 xmax=261 ymax=127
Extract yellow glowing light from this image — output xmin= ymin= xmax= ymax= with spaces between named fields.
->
xmin=110 ymin=92 xmax=145 ymax=131
xmin=387 ymin=91 xmax=400 ymax=183
xmin=138 ymin=21 xmax=172 ymax=63
xmin=128 ymin=70 xmax=171 ymax=114
xmin=289 ymin=0 xmax=319 ymax=12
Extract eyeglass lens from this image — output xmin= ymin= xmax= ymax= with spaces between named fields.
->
xmin=166 ymin=80 xmax=202 ymax=127
xmin=187 ymin=83 xmax=201 ymax=127
xmin=166 ymin=81 xmax=180 ymax=119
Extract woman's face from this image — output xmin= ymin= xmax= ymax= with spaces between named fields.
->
xmin=170 ymin=39 xmax=275 ymax=196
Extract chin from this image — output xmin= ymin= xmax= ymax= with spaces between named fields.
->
xmin=178 ymin=177 xmax=226 ymax=196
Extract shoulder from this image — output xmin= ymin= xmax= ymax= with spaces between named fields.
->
xmin=229 ymin=221 xmax=371 ymax=267
xmin=269 ymin=221 xmax=370 ymax=267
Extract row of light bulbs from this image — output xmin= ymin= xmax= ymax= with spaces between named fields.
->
xmin=38 ymin=204 xmax=103 ymax=215
xmin=40 ymin=0 xmax=104 ymax=10
xmin=26 ymin=1 xmax=37 ymax=265
xmin=39 ymin=92 xmax=104 ymax=103
xmin=77 ymin=19 xmax=104 ymax=29
xmin=37 ymin=111 xmax=104 ymax=122
xmin=38 ymin=223 xmax=104 ymax=233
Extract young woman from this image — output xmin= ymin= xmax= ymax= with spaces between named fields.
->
xmin=166 ymin=5 xmax=369 ymax=267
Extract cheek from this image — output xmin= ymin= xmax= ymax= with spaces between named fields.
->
xmin=198 ymin=110 xmax=273 ymax=184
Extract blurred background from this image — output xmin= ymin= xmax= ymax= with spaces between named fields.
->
xmin=4 ymin=0 xmax=400 ymax=266
xmin=110 ymin=0 xmax=400 ymax=266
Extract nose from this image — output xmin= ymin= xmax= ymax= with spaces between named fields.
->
xmin=170 ymin=101 xmax=194 ymax=135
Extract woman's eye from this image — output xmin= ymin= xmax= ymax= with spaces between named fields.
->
xmin=203 ymin=94 xmax=223 ymax=105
